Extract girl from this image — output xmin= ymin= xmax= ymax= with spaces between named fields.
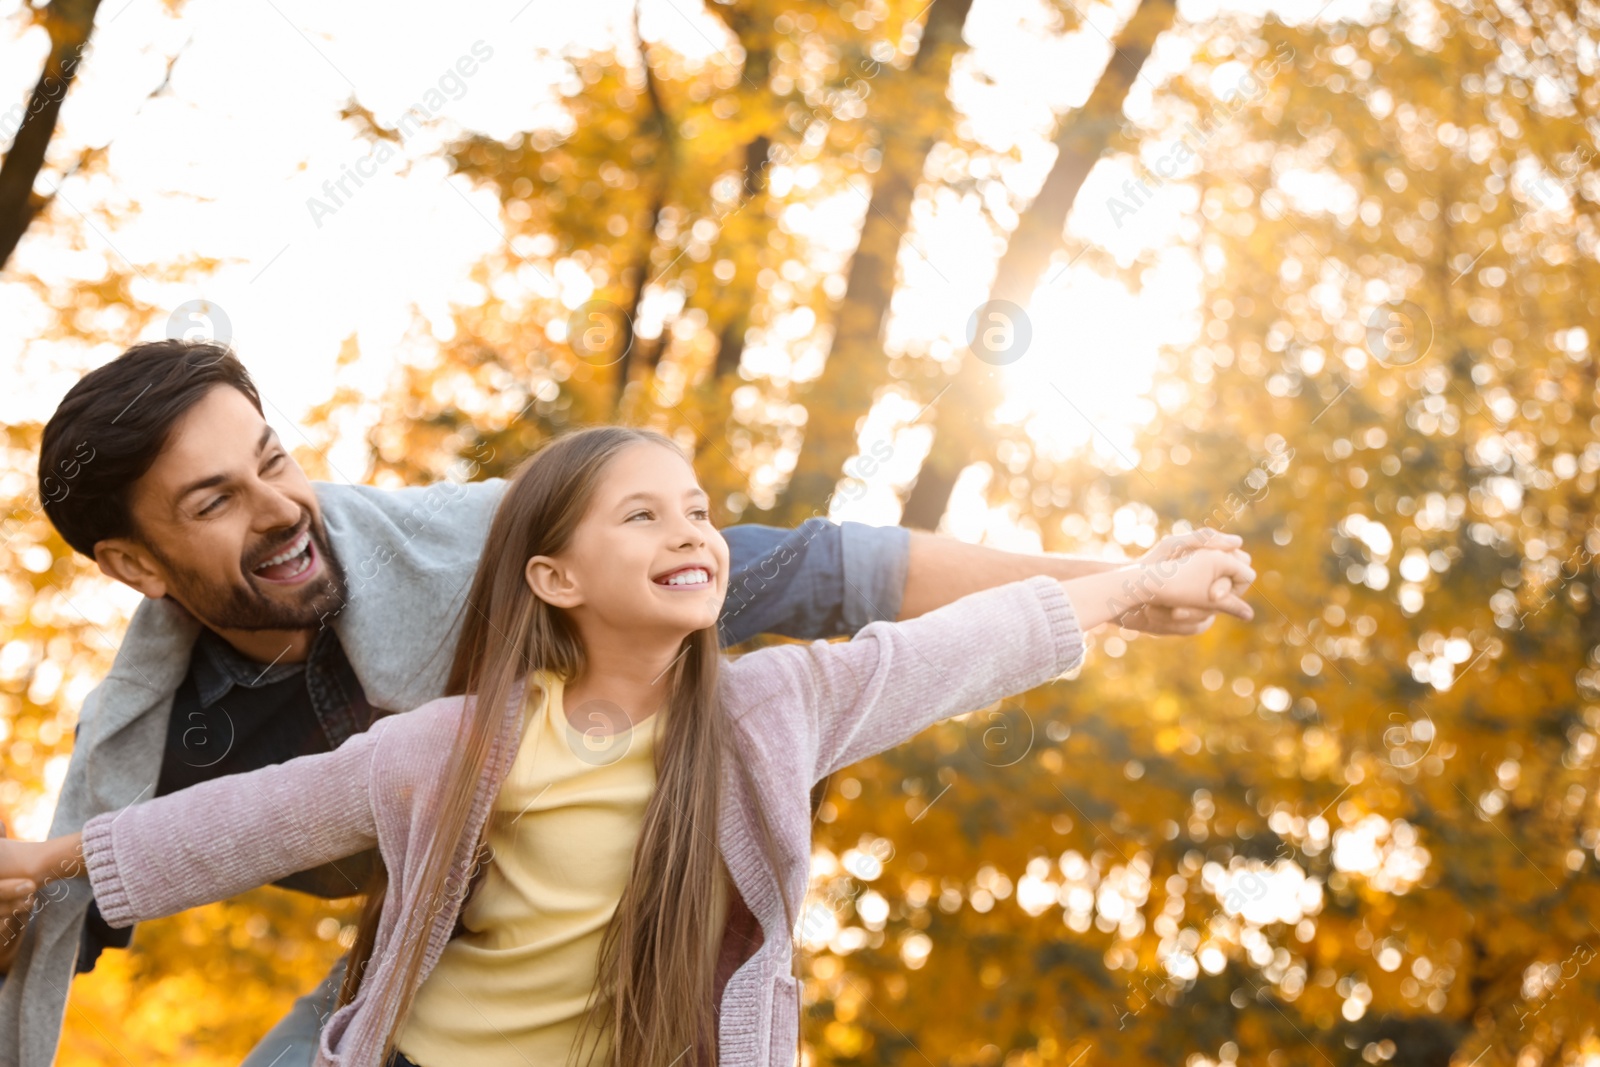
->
xmin=2 ymin=427 xmax=1254 ymax=1067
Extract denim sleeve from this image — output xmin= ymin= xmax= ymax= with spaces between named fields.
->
xmin=717 ymin=519 xmax=911 ymax=646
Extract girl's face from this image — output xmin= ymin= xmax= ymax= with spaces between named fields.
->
xmin=525 ymin=442 xmax=730 ymax=639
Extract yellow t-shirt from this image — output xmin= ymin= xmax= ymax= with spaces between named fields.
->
xmin=396 ymin=673 xmax=728 ymax=1067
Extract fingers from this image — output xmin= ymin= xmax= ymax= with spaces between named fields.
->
xmin=1146 ymin=529 xmax=1244 ymax=563
xmin=1155 ymin=613 xmax=1217 ymax=636
xmin=1121 ymin=605 xmax=1218 ymax=636
xmin=1190 ymin=529 xmax=1243 ymax=552
xmin=1204 ymin=545 xmax=1258 ymax=622
xmin=1210 ymin=591 xmax=1255 ymax=621
xmin=1215 ymin=552 xmax=1257 ymax=591
xmin=1153 ymin=606 xmax=1214 ymax=634
xmin=0 ymin=881 xmax=35 ymax=915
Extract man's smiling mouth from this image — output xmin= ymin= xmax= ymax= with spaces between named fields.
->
xmin=251 ymin=528 xmax=316 ymax=583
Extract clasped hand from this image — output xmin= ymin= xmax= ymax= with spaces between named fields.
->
xmin=1113 ymin=528 xmax=1255 ymax=635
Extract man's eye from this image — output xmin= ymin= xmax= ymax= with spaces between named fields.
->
xmin=265 ymin=451 xmax=286 ymax=470
xmin=198 ymin=495 xmax=226 ymax=516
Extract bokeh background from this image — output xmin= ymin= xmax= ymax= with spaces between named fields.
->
xmin=3 ymin=0 xmax=1598 ymax=1063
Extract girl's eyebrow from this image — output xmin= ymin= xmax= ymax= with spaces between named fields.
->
xmin=616 ymin=486 xmax=708 ymax=508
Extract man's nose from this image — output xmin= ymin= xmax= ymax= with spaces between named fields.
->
xmin=253 ymin=482 xmax=303 ymax=529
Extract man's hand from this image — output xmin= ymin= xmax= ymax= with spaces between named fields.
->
xmin=1115 ymin=529 xmax=1249 ymax=636
xmin=0 ymin=819 xmax=38 ymax=973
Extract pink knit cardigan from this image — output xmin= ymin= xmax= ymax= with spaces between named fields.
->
xmin=81 ymin=576 xmax=1085 ymax=1066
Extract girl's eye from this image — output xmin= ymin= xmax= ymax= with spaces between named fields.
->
xmin=690 ymin=508 xmax=710 ymax=521
xmin=626 ymin=510 xmax=653 ymax=522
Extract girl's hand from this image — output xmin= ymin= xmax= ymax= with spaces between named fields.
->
xmin=1142 ymin=548 xmax=1256 ymax=621
xmin=0 ymin=826 xmax=40 ymax=889
xmin=0 ymin=831 xmax=83 ymax=897
xmin=1115 ymin=529 xmax=1245 ymax=636
xmin=1061 ymin=548 xmax=1255 ymax=632
xmin=0 ymin=821 xmax=37 ymax=973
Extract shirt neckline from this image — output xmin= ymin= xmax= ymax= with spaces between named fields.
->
xmin=191 ymin=625 xmax=327 ymax=708
xmin=529 ymin=671 xmax=659 ymax=749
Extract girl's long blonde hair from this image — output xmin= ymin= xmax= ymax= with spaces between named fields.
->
xmin=338 ymin=426 xmax=790 ymax=1066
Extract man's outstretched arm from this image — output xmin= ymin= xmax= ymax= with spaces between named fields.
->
xmin=718 ymin=520 xmax=1240 ymax=646
xmin=897 ymin=528 xmax=1243 ymax=635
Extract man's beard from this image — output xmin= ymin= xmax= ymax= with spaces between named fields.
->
xmin=152 ymin=513 xmax=350 ymax=633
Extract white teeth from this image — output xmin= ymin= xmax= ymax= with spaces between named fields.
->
xmin=256 ymin=531 xmax=310 ymax=571
xmin=660 ymin=568 xmax=709 ymax=587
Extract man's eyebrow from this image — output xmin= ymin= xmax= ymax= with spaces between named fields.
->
xmin=172 ymin=425 xmax=275 ymax=508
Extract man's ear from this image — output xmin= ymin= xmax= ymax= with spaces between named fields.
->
xmin=93 ymin=539 xmax=169 ymax=600
xmin=525 ymin=554 xmax=582 ymax=609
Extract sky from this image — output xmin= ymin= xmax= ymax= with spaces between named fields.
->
xmin=0 ymin=0 xmax=1364 ymax=520
xmin=1 ymin=0 xmax=1377 ymax=909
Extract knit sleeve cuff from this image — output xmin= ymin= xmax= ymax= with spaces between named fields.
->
xmin=80 ymin=812 xmax=135 ymax=929
xmin=1026 ymin=574 xmax=1087 ymax=675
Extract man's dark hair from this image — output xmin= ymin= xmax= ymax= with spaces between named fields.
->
xmin=39 ymin=339 xmax=264 ymax=558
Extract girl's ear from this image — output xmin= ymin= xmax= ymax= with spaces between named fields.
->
xmin=525 ymin=554 xmax=583 ymax=609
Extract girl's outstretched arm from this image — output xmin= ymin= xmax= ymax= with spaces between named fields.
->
xmin=0 ymin=696 xmax=470 ymax=929
xmin=726 ymin=549 xmax=1254 ymax=784
xmin=0 ymin=831 xmax=84 ymax=899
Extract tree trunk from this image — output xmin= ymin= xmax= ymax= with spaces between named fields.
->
xmin=899 ymin=0 xmax=1179 ymax=530
xmin=613 ymin=184 xmax=664 ymax=408
xmin=0 ymin=0 xmax=104 ymax=271
xmin=710 ymin=133 xmax=773 ymax=380
xmin=773 ymin=0 xmax=977 ymax=521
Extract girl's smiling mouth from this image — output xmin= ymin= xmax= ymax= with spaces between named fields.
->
xmin=651 ymin=565 xmax=713 ymax=589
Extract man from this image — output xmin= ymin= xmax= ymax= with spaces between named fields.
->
xmin=0 ymin=339 xmax=1230 ymax=1066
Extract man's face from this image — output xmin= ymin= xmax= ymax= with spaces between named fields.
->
xmin=110 ymin=385 xmax=347 ymax=632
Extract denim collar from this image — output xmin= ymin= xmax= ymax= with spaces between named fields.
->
xmin=190 ymin=625 xmax=324 ymax=708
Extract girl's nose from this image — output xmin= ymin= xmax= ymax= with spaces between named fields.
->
xmin=670 ymin=516 xmax=705 ymax=548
